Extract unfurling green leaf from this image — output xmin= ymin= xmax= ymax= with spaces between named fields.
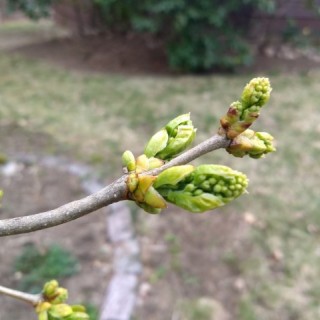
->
xmin=154 ymin=165 xmax=195 ymax=188
xmin=144 ymin=129 xmax=168 ymax=158
xmin=155 ymin=165 xmax=248 ymax=213
xmin=144 ymin=113 xmax=196 ymax=160
xmin=227 ymin=129 xmax=276 ymax=158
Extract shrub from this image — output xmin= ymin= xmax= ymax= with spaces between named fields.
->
xmin=14 ymin=243 xmax=79 ymax=293
xmin=6 ymin=0 xmax=53 ymax=20
xmin=95 ymin=0 xmax=275 ymax=72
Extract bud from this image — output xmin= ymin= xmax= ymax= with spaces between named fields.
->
xmin=36 ymin=302 xmax=52 ymax=314
xmin=70 ymin=305 xmax=86 ymax=313
xmin=66 ymin=312 xmax=90 ymax=320
xmin=43 ymin=280 xmax=59 ymax=299
xmin=144 ymin=113 xmax=196 ymax=160
xmin=135 ymin=154 xmax=150 ymax=173
xmin=155 ymin=165 xmax=248 ymax=213
xmin=219 ymin=78 xmax=272 ymax=139
xmin=144 ymin=186 xmax=167 ymax=209
xmin=122 ymin=150 xmax=136 ymax=172
xmin=50 ymin=288 xmax=68 ymax=304
xmin=157 ymin=125 xmax=196 ymax=160
xmin=136 ymin=202 xmax=162 ymax=214
xmin=154 ymin=165 xmax=195 ymax=189
xmin=127 ymin=174 xmax=166 ymax=212
xmin=144 ymin=129 xmax=168 ymax=158
xmin=241 ymin=77 xmax=271 ymax=108
xmin=127 ymin=173 xmax=139 ymax=193
xmin=38 ymin=311 xmax=49 ymax=320
xmin=148 ymin=157 xmax=164 ymax=169
xmin=48 ymin=304 xmax=73 ymax=319
xmin=226 ymin=129 xmax=276 ymax=158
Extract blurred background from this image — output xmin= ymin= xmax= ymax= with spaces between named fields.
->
xmin=1 ymin=1 xmax=320 ymax=319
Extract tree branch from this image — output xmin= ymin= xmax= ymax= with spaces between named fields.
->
xmin=0 ymin=134 xmax=229 ymax=237
xmin=0 ymin=284 xmax=40 ymax=306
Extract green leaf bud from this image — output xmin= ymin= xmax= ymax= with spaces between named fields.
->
xmin=43 ymin=280 xmax=59 ymax=298
xmin=144 ymin=114 xmax=196 ymax=160
xmin=165 ymin=113 xmax=191 ymax=135
xmin=153 ymin=165 xmax=195 ymax=189
xmin=157 ymin=125 xmax=196 ymax=160
xmin=36 ymin=302 xmax=52 ymax=314
xmin=144 ymin=129 xmax=168 ymax=158
xmin=48 ymin=304 xmax=73 ymax=319
xmin=155 ymin=164 xmax=248 ymax=213
xmin=144 ymin=186 xmax=167 ymax=209
xmin=38 ymin=311 xmax=49 ymax=320
xmin=135 ymin=154 xmax=150 ymax=173
xmin=136 ymin=202 xmax=162 ymax=214
xmin=65 ymin=312 xmax=90 ymax=320
xmin=70 ymin=305 xmax=86 ymax=313
xmin=122 ymin=150 xmax=136 ymax=172
xmin=50 ymin=288 xmax=68 ymax=304
xmin=148 ymin=157 xmax=164 ymax=169
xmin=226 ymin=129 xmax=276 ymax=158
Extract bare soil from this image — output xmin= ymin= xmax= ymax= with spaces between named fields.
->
xmin=0 ymin=125 xmax=112 ymax=319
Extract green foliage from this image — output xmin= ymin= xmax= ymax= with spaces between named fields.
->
xmin=6 ymin=0 xmax=53 ymax=20
xmin=95 ymin=0 xmax=275 ymax=72
xmin=14 ymin=244 xmax=79 ymax=293
xmin=83 ymin=304 xmax=99 ymax=320
xmin=178 ymin=299 xmax=213 ymax=320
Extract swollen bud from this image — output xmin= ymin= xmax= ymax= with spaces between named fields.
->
xmin=144 ymin=113 xmax=196 ymax=160
xmin=155 ymin=165 xmax=248 ymax=213
xmin=227 ymin=129 xmax=276 ymax=158
xmin=122 ymin=150 xmax=136 ymax=172
xmin=42 ymin=280 xmax=68 ymax=304
xmin=154 ymin=165 xmax=195 ymax=189
xmin=38 ymin=311 xmax=49 ymax=320
xmin=48 ymin=304 xmax=73 ymax=319
xmin=241 ymin=77 xmax=271 ymax=108
xmin=135 ymin=154 xmax=150 ymax=173
xmin=127 ymin=174 xmax=167 ymax=213
xmin=43 ymin=280 xmax=59 ymax=299
xmin=219 ymin=77 xmax=272 ymax=139
xmin=66 ymin=312 xmax=90 ymax=320
xmin=144 ymin=129 xmax=168 ymax=158
xmin=50 ymin=288 xmax=68 ymax=304
xmin=36 ymin=302 xmax=52 ymax=314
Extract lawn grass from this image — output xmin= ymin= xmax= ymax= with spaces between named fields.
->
xmin=1 ymin=28 xmax=320 ymax=319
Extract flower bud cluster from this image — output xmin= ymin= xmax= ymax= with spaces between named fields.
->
xmin=144 ymin=113 xmax=196 ymax=160
xmin=220 ymin=77 xmax=272 ymax=139
xmin=36 ymin=280 xmax=89 ymax=320
xmin=154 ymin=165 xmax=248 ymax=213
xmin=227 ymin=129 xmax=276 ymax=158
